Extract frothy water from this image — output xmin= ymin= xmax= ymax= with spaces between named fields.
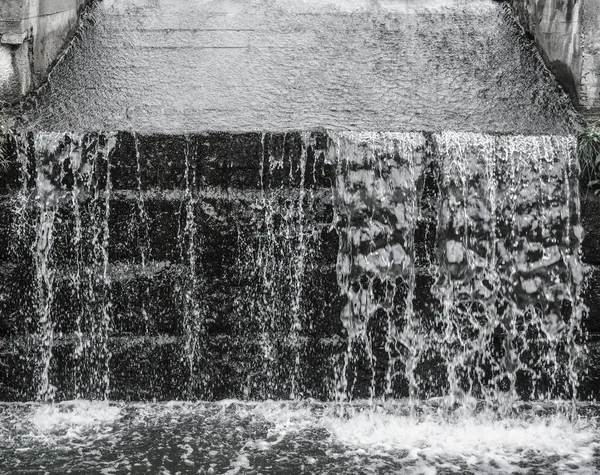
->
xmin=0 ymin=400 xmax=598 ymax=474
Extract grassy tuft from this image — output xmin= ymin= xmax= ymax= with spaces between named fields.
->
xmin=579 ymin=121 xmax=600 ymax=195
xmin=0 ymin=120 xmax=15 ymax=172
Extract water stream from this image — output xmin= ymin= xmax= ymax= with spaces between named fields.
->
xmin=2 ymin=130 xmax=584 ymax=403
xmin=0 ymin=130 xmax=593 ymax=473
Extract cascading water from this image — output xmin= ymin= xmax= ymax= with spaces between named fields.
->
xmin=132 ymin=132 xmax=151 ymax=333
xmin=0 ymin=130 xmax=584 ymax=405
xmin=178 ymin=136 xmax=206 ymax=397
xmin=431 ymin=133 xmax=584 ymax=409
xmin=331 ymin=132 xmax=425 ymax=404
xmin=0 ymin=129 xmax=596 ymax=474
xmin=1 ymin=0 xmax=597 ymax=469
xmin=8 ymin=132 xmax=116 ymax=401
xmin=330 ymin=131 xmax=584 ymax=410
xmin=233 ymin=133 xmax=315 ymax=399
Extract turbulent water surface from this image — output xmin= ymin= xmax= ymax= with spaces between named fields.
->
xmin=0 ymin=400 xmax=598 ymax=474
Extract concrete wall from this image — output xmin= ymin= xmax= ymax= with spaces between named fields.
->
xmin=510 ymin=0 xmax=600 ymax=120
xmin=581 ymin=0 xmax=600 ymax=117
xmin=0 ymin=0 xmax=87 ymax=104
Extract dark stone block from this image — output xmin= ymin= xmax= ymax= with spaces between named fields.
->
xmin=583 ymin=265 xmax=600 ymax=335
xmin=0 ymin=263 xmax=36 ymax=338
xmin=0 ymin=339 xmax=36 ymax=401
xmin=198 ymin=132 xmax=263 ymax=189
xmin=581 ymin=195 xmax=600 ymax=265
xmin=577 ymin=339 xmax=600 ymax=401
xmin=109 ymin=131 xmax=137 ymax=190
xmin=138 ymin=134 xmax=189 ymax=190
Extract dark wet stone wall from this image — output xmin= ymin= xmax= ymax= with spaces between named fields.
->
xmin=0 ymin=131 xmax=595 ymax=401
xmin=0 ymin=131 xmax=343 ymax=401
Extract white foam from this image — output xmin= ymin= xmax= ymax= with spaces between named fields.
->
xmin=243 ymin=401 xmax=599 ymax=473
xmin=31 ymin=400 xmax=121 ymax=432
xmin=322 ymin=409 xmax=599 ymax=473
xmin=8 ymin=400 xmax=598 ymax=474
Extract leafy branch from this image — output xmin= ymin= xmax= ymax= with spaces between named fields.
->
xmin=579 ymin=120 xmax=600 ymax=195
xmin=0 ymin=120 xmax=15 ymax=172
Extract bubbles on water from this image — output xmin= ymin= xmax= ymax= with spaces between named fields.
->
xmin=1 ymin=400 xmax=597 ymax=474
xmin=31 ymin=400 xmax=121 ymax=432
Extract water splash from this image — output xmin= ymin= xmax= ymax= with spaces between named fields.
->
xmin=2 ymin=400 xmax=597 ymax=475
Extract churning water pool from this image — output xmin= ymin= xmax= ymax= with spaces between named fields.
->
xmin=1 ymin=399 xmax=599 ymax=474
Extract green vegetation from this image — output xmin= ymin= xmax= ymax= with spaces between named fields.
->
xmin=0 ymin=119 xmax=15 ymax=172
xmin=580 ymin=120 xmax=600 ymax=195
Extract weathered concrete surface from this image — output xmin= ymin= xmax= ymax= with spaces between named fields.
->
xmin=18 ymin=0 xmax=576 ymax=134
xmin=510 ymin=0 xmax=600 ymax=120
xmin=581 ymin=0 xmax=600 ymax=118
xmin=0 ymin=0 xmax=88 ymax=104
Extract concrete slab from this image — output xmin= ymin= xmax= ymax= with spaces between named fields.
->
xmin=19 ymin=0 xmax=577 ymax=134
xmin=509 ymin=0 xmax=600 ymax=120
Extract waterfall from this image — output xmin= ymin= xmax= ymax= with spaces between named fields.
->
xmin=233 ymin=133 xmax=315 ymax=399
xmin=179 ymin=136 xmax=207 ymax=397
xmin=331 ymin=132 xmax=426 ymax=403
xmin=8 ymin=132 xmax=116 ymax=400
xmin=1 ymin=130 xmax=583 ymax=405
xmin=431 ymin=133 xmax=583 ymax=407
xmin=32 ymin=134 xmax=60 ymax=402
xmin=331 ymin=131 xmax=584 ymax=408
xmin=133 ymin=133 xmax=151 ymax=332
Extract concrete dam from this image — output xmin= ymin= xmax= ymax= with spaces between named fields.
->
xmin=1 ymin=0 xmax=600 ymax=473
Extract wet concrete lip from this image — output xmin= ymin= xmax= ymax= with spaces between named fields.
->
xmin=17 ymin=0 xmax=577 ymax=135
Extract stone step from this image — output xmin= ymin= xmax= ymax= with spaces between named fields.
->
xmin=0 ymin=334 xmax=345 ymax=401
xmin=0 ymin=131 xmax=333 ymax=194
xmin=3 ymin=330 xmax=598 ymax=402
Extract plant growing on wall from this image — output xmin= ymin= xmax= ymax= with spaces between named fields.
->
xmin=0 ymin=119 xmax=15 ymax=172
xmin=580 ymin=120 xmax=600 ymax=195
